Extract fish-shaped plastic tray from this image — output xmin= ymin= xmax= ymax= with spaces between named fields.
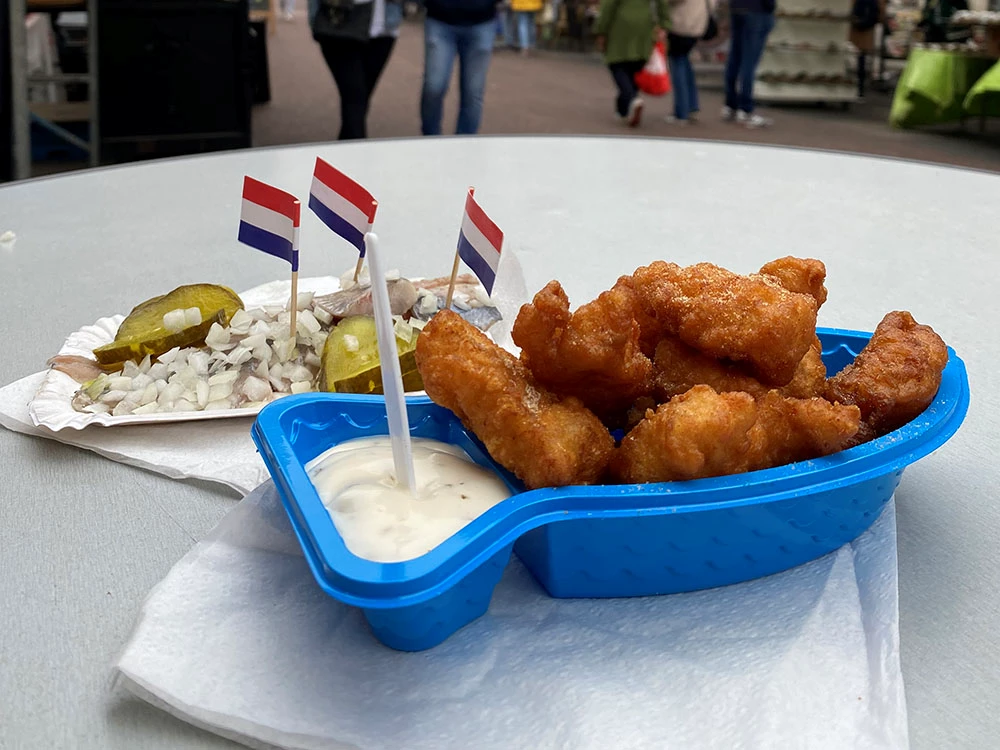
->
xmin=251 ymin=328 xmax=969 ymax=651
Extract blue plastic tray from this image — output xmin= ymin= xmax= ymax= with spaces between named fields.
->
xmin=251 ymin=328 xmax=969 ymax=651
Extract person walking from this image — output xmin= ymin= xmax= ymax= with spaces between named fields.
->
xmin=511 ymin=0 xmax=543 ymax=54
xmin=722 ymin=0 xmax=775 ymax=128
xmin=310 ymin=0 xmax=402 ymax=140
xmin=848 ymin=0 xmax=886 ymax=99
xmin=594 ymin=0 xmax=669 ymax=127
xmin=421 ymin=0 xmax=499 ymax=135
xmin=665 ymin=0 xmax=717 ymax=123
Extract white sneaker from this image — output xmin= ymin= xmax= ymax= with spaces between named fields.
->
xmin=688 ymin=110 xmax=700 ymax=122
xmin=721 ymin=105 xmax=736 ymax=121
xmin=627 ymin=97 xmax=645 ymax=127
xmin=736 ymin=110 xmax=749 ymax=123
xmin=664 ymin=115 xmax=688 ymax=126
xmin=745 ymin=113 xmax=773 ymax=128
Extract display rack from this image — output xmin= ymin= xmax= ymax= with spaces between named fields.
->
xmin=755 ymin=1 xmax=859 ymax=104
xmin=8 ymin=0 xmax=100 ymax=180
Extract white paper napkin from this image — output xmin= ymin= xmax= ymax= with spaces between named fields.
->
xmin=114 ymin=482 xmax=909 ymax=750
xmin=0 ymin=373 xmax=266 ymax=494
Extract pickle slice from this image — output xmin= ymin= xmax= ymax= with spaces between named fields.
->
xmin=114 ymin=284 xmax=243 ymax=343
xmin=93 ymin=310 xmax=226 ymax=364
xmin=319 ymin=316 xmax=423 ymax=394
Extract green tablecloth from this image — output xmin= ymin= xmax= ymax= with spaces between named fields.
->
xmin=963 ymin=59 xmax=1000 ymax=116
xmin=889 ymin=49 xmax=1000 ymax=128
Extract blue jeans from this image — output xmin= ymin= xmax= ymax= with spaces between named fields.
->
xmin=724 ymin=11 xmax=775 ymax=114
xmin=421 ymin=17 xmax=496 ymax=135
xmin=516 ymin=11 xmax=536 ymax=50
xmin=668 ymin=53 xmax=698 ymax=120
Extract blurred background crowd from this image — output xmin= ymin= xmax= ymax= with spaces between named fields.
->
xmin=3 ymin=0 xmax=999 ymax=182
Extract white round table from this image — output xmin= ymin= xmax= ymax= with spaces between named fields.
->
xmin=1 ymin=137 xmax=996 ymax=749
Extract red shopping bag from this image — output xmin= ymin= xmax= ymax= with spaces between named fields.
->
xmin=634 ymin=41 xmax=671 ymax=97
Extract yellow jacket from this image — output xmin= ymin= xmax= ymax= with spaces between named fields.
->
xmin=511 ymin=0 xmax=544 ymax=12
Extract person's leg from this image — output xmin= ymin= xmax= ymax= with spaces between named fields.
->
xmin=608 ymin=63 xmax=632 ymax=117
xmin=361 ymin=36 xmax=396 ymax=116
xmin=857 ymin=52 xmax=867 ymax=98
xmin=420 ymin=18 xmax=458 ymax=136
xmin=516 ymin=11 xmax=530 ymax=50
xmin=623 ymin=59 xmax=645 ymax=125
xmin=504 ymin=6 xmax=517 ymax=48
xmin=455 ymin=20 xmax=496 ymax=134
xmin=319 ymin=39 xmax=370 ymax=140
xmin=528 ymin=11 xmax=537 ymax=49
xmin=668 ymin=55 xmax=689 ymax=119
xmin=737 ymin=12 xmax=774 ymax=114
xmin=724 ymin=13 xmax=746 ymax=113
xmin=685 ymin=52 xmax=699 ymax=115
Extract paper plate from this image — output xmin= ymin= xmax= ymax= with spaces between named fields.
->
xmin=29 ymin=277 xmax=342 ymax=431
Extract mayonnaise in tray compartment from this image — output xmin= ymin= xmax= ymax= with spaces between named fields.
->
xmin=305 ymin=436 xmax=512 ymax=563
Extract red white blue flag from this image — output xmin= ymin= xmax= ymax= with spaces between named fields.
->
xmin=308 ymin=157 xmax=377 ymax=257
xmin=457 ymin=189 xmax=503 ymax=295
xmin=238 ymin=176 xmax=300 ymax=271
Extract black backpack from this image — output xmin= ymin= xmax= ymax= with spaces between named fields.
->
xmin=851 ymin=0 xmax=880 ymax=31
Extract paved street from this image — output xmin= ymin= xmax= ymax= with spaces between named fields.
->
xmin=254 ymin=14 xmax=1000 ymax=171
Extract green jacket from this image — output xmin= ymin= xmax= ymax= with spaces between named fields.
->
xmin=595 ymin=0 xmax=670 ymax=64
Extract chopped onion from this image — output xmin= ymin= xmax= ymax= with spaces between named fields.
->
xmin=75 ymin=292 xmax=374 ymax=417
xmin=173 ymin=398 xmax=196 ymax=412
xmin=158 ymin=347 xmax=182 ymax=365
xmin=208 ymin=382 xmax=234 ymax=402
xmin=131 ymin=373 xmax=154 ymax=392
xmin=297 ymin=309 xmax=321 ymax=334
xmin=163 ymin=308 xmax=187 ymax=332
xmin=183 ymin=307 xmax=202 ymax=327
xmin=195 ymin=380 xmax=210 ymax=407
xmin=208 ymin=370 xmax=240 ymax=386
xmin=242 ymin=376 xmax=272 ymax=402
xmin=188 ymin=351 xmax=211 ymax=376
xmin=108 ymin=376 xmax=132 ymax=392
xmin=139 ymin=383 xmax=159 ymax=405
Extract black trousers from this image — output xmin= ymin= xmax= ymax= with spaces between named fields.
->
xmin=319 ymin=36 xmax=396 ymax=140
xmin=857 ymin=52 xmax=867 ymax=97
xmin=608 ymin=60 xmax=645 ymax=117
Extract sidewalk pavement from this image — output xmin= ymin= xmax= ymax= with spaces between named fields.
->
xmin=254 ymin=15 xmax=1000 ymax=172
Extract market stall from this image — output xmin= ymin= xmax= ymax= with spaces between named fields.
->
xmin=889 ymin=11 xmax=1000 ymax=128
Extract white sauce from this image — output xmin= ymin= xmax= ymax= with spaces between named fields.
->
xmin=306 ymin=436 xmax=512 ymax=563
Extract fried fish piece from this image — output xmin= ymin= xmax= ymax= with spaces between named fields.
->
xmin=652 ymin=335 xmax=826 ymax=401
xmin=608 ymin=273 xmax=665 ymax=357
xmin=824 ymin=311 xmax=948 ymax=440
xmin=511 ymin=280 xmax=653 ymax=421
xmin=630 ymin=261 xmax=819 ymax=386
xmin=611 ymin=385 xmax=860 ymax=483
xmin=759 ymin=256 xmax=829 ymax=309
xmin=416 ymin=310 xmax=614 ymax=489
